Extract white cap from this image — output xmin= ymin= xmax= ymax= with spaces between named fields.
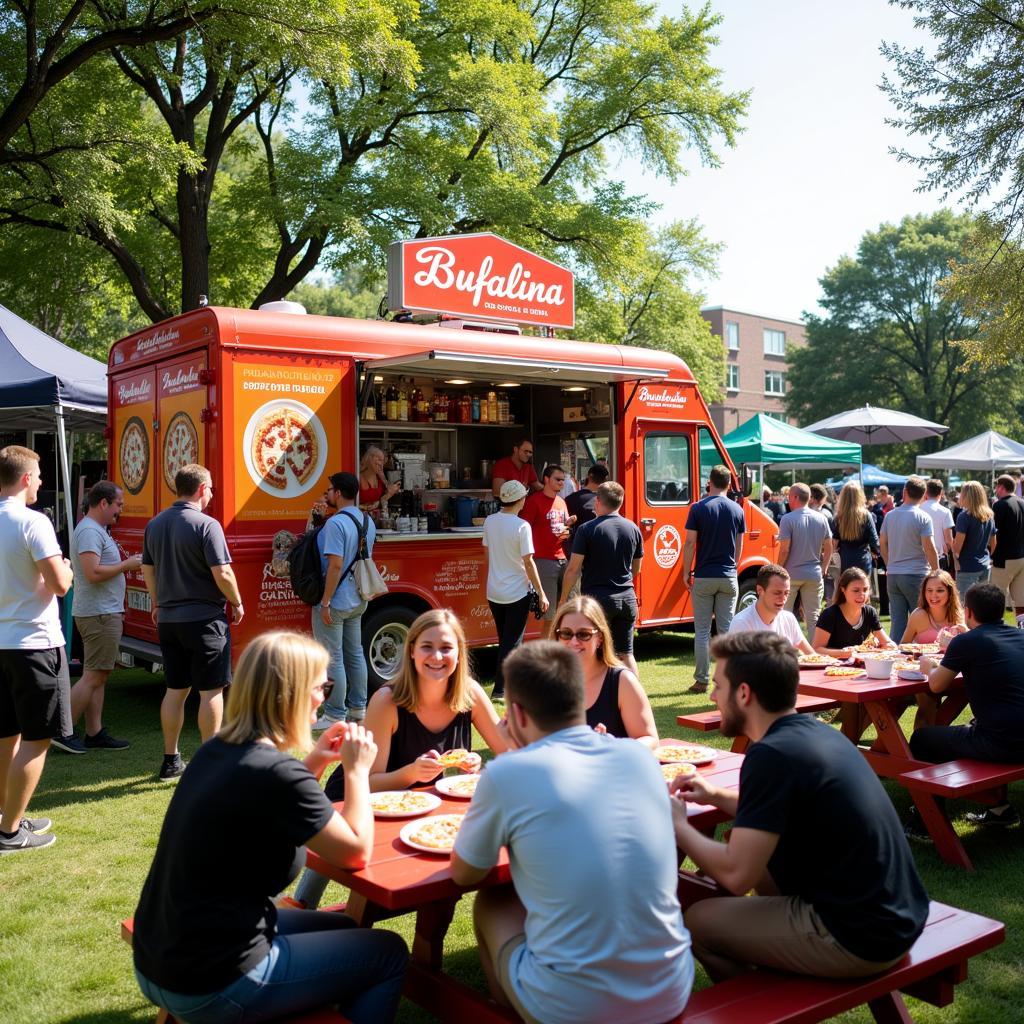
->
xmin=499 ymin=480 xmax=528 ymax=504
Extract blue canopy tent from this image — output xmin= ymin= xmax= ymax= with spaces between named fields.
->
xmin=825 ymin=464 xmax=909 ymax=491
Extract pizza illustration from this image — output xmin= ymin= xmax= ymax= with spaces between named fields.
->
xmin=119 ymin=417 xmax=150 ymax=495
xmin=250 ymin=406 xmax=319 ymax=491
xmin=163 ymin=411 xmax=199 ymax=490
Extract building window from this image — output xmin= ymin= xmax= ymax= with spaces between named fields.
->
xmin=763 ymin=328 xmax=786 ymax=355
xmin=764 ymin=370 xmax=786 ymax=395
xmin=726 ymin=364 xmax=739 ymax=390
xmin=725 ymin=321 xmax=739 ymax=350
xmin=763 ymin=411 xmax=788 ymax=421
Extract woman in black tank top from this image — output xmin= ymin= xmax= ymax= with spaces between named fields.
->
xmin=552 ymin=596 xmax=658 ymax=748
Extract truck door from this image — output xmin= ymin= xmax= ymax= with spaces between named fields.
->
xmin=155 ymin=353 xmax=208 ymax=511
xmin=633 ymin=426 xmax=694 ymax=625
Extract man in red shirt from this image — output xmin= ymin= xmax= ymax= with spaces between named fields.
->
xmin=520 ymin=465 xmax=574 ymax=638
xmin=492 ymin=437 xmax=541 ymax=498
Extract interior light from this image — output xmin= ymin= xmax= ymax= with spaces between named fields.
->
xmin=444 ymin=378 xmax=473 ymax=385
xmin=373 ymin=375 xmax=384 ymax=382
xmin=562 ymin=386 xmax=589 ymax=392
xmin=493 ymin=381 xmax=521 ymax=388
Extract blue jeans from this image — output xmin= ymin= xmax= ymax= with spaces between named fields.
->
xmin=312 ymin=603 xmax=368 ymax=720
xmin=955 ymin=568 xmax=990 ymax=604
xmin=135 ymin=909 xmax=407 ymax=1024
xmin=886 ymin=573 xmax=925 ymax=645
xmin=691 ymin=576 xmax=739 ymax=684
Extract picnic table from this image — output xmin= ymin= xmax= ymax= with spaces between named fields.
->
xmin=306 ymin=751 xmax=744 ymax=1024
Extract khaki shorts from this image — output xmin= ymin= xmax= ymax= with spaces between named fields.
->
xmin=75 ymin=613 xmax=124 ymax=672
xmin=495 ymin=933 xmax=542 ymax=1024
xmin=991 ymin=558 xmax=1024 ymax=607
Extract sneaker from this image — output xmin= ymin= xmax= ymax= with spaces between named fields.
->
xmin=0 ymin=825 xmax=57 ymax=855
xmin=965 ymin=806 xmax=1020 ymax=827
xmin=84 ymin=728 xmax=130 ymax=751
xmin=158 ymin=755 xmax=187 ymax=782
xmin=687 ymin=681 xmax=708 ymax=694
xmin=51 ymin=733 xmax=87 ymax=754
xmin=903 ymin=811 xmax=933 ymax=844
xmin=313 ymin=713 xmax=343 ymax=732
xmin=0 ymin=814 xmax=51 ymax=834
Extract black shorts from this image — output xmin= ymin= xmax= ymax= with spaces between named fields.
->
xmin=158 ymin=615 xmax=231 ymax=691
xmin=593 ymin=593 xmax=638 ymax=656
xmin=0 ymin=646 xmax=72 ymax=741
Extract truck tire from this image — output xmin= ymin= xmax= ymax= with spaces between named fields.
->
xmin=362 ymin=604 xmax=419 ymax=696
xmin=736 ymin=576 xmax=759 ymax=614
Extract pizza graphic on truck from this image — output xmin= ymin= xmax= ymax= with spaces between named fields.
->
xmin=242 ymin=399 xmax=327 ymax=498
xmin=119 ymin=417 xmax=150 ymax=495
xmin=162 ymin=411 xmax=199 ymax=490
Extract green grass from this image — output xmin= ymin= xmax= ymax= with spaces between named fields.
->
xmin=2 ymin=627 xmax=1021 ymax=1023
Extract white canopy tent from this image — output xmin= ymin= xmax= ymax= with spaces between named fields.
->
xmin=916 ymin=430 xmax=1024 ymax=484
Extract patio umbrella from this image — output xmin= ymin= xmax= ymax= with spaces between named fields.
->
xmin=804 ymin=405 xmax=949 ymax=447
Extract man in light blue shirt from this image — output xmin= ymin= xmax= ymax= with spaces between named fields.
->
xmin=313 ymin=471 xmax=375 ymax=728
xmin=880 ymin=477 xmax=939 ymax=645
xmin=778 ymin=483 xmax=833 ymax=635
xmin=452 ymin=642 xmax=693 ymax=1024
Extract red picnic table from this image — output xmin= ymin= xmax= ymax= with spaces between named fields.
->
xmin=307 ymin=750 xmax=744 ymax=1024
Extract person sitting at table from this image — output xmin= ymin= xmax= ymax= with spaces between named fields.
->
xmin=812 ymin=567 xmax=894 ymax=659
xmin=552 ymin=595 xmax=659 ymax=747
xmin=904 ymin=583 xmax=1024 ymax=837
xmin=727 ymin=563 xmax=815 ymax=654
xmin=670 ymin=630 xmax=929 ymax=983
xmin=358 ymin=446 xmax=400 ymax=509
xmin=132 ymin=631 xmax=408 ymax=1024
xmin=293 ymin=608 xmax=508 ymax=909
xmin=451 ymin=641 xmax=694 ymax=1024
xmin=902 ymin=569 xmax=966 ymax=729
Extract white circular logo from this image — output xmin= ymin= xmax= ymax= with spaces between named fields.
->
xmin=653 ymin=525 xmax=681 ymax=568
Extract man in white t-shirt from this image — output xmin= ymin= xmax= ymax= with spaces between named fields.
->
xmin=921 ymin=479 xmax=955 ymax=570
xmin=729 ymin=564 xmax=815 ymax=654
xmin=452 ymin=641 xmax=693 ymax=1024
xmin=0 ymin=446 xmax=75 ymax=855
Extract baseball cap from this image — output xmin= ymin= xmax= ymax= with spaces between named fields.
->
xmin=499 ymin=480 xmax=529 ymax=504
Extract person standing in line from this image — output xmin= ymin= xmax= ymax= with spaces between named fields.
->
xmin=53 ymin=481 xmax=140 ymax=754
xmin=921 ymin=479 xmax=955 ymax=574
xmin=990 ymin=473 xmax=1024 ymax=618
xmin=951 ymin=480 xmax=996 ymax=602
xmin=565 ymin=464 xmax=610 ymax=540
xmin=313 ymin=472 xmax=375 ymax=729
xmin=831 ymin=482 xmax=878 ymax=577
xmin=870 ymin=486 xmax=893 ymax=533
xmin=808 ymin=483 xmax=837 ymax=602
xmin=559 ymin=481 xmax=644 ymax=676
xmin=0 ymin=445 xmax=74 ymax=854
xmin=879 ymin=476 xmax=939 ymax=646
xmin=519 ymin=465 xmax=574 ymax=640
xmin=680 ymin=465 xmax=746 ymax=694
xmin=761 ymin=488 xmax=784 ymax=525
xmin=491 ymin=438 xmax=542 ymax=497
xmin=483 ymin=480 xmax=547 ymax=700
xmin=142 ymin=464 xmax=243 ymax=782
xmin=777 ymin=483 xmax=832 ymax=637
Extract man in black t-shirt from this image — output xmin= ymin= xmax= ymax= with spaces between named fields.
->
xmin=559 ymin=481 xmax=644 ymax=674
xmin=909 ymin=583 xmax=1024 ymax=829
xmin=565 ymin=463 xmax=610 ymax=541
xmin=991 ymin=474 xmax=1024 ymax=616
xmin=671 ymin=631 xmax=928 ymax=981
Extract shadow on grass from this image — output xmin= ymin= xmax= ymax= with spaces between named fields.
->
xmin=56 ymin=1010 xmax=156 ymax=1024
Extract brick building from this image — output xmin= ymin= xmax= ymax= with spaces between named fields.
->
xmin=700 ymin=306 xmax=807 ymax=434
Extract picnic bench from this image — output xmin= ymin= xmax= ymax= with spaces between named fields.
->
xmin=899 ymin=759 xmax=1024 ymax=871
xmin=677 ymin=693 xmax=839 ymax=752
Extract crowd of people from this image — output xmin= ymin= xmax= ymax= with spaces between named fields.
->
xmin=3 ymin=441 xmax=1024 ymax=1023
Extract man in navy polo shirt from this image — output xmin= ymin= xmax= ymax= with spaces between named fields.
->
xmin=681 ymin=465 xmax=745 ymax=694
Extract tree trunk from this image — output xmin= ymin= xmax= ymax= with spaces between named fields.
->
xmin=177 ymin=167 xmax=211 ymax=312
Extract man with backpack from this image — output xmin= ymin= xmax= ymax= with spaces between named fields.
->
xmin=312 ymin=472 xmax=376 ymax=729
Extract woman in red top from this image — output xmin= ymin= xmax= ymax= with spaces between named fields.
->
xmin=359 ymin=446 xmax=400 ymax=509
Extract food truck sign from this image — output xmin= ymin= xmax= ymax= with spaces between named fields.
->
xmin=387 ymin=233 xmax=575 ymax=329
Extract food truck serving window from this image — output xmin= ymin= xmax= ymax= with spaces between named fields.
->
xmin=645 ymin=434 xmax=691 ymax=504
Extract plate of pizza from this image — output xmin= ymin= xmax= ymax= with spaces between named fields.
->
xmin=119 ymin=416 xmax=150 ymax=496
xmin=436 ymin=748 xmax=472 ymax=768
xmin=400 ymin=814 xmax=464 ymax=854
xmin=435 ymin=774 xmax=481 ymax=799
xmin=853 ymin=640 xmax=883 ymax=653
xmin=370 ymin=791 xmax=441 ymax=819
xmin=798 ymin=653 xmax=839 ymax=668
xmin=899 ymin=643 xmax=940 ymax=656
xmin=162 ymin=411 xmax=199 ymax=491
xmin=243 ymin=399 xmax=328 ymax=498
xmin=661 ymin=762 xmax=699 ymax=782
xmin=655 ymin=742 xmax=717 ymax=766
xmin=824 ymin=665 xmax=865 ymax=678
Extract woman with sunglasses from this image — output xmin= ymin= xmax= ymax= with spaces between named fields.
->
xmin=552 ymin=596 xmax=659 ymax=748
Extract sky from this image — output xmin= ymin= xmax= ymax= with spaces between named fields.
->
xmin=616 ymin=0 xmax=940 ymax=323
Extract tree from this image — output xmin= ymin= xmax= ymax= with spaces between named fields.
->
xmin=0 ymin=0 xmax=748 ymax=322
xmin=785 ymin=212 xmax=1024 ymax=463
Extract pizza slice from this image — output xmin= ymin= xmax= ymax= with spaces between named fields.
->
xmin=285 ymin=415 xmax=317 ymax=486
xmin=252 ymin=410 xmax=290 ymax=490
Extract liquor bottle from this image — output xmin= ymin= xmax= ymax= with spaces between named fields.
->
xmin=487 ymin=389 xmax=498 ymax=424
xmin=498 ymin=390 xmax=510 ymax=424
xmin=459 ymin=392 xmax=472 ymax=423
xmin=471 ymin=393 xmax=481 ymax=422
xmin=398 ymin=377 xmax=409 ymax=421
xmin=413 ymin=385 xmax=427 ymax=422
xmin=364 ymin=382 xmax=377 ymax=420
xmin=433 ymin=390 xmax=444 ymax=423
xmin=479 ymin=392 xmax=489 ymax=423
xmin=385 ymin=380 xmax=398 ymax=420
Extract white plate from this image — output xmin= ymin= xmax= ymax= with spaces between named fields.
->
xmin=448 ymin=526 xmax=483 ymax=533
xmin=897 ymin=669 xmax=927 ymax=681
xmin=435 ymin=774 xmax=481 ymax=799
xmin=399 ymin=814 xmax=464 ymax=854
xmin=655 ymin=742 xmax=718 ymax=766
xmin=369 ymin=791 xmax=441 ymax=819
xmin=241 ymin=397 xmax=329 ymax=499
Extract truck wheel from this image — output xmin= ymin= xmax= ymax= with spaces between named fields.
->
xmin=736 ymin=576 xmax=758 ymax=613
xmin=363 ymin=605 xmax=418 ymax=695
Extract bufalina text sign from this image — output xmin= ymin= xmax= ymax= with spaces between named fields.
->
xmin=387 ymin=233 xmax=575 ymax=330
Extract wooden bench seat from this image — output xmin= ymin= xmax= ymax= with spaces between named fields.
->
xmin=678 ymin=694 xmax=839 ymax=752
xmin=899 ymin=758 xmax=1024 ymax=799
xmin=120 ymin=918 xmax=353 ymax=1024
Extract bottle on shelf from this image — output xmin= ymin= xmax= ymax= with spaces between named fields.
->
xmin=364 ymin=381 xmax=377 ymax=420
xmin=397 ymin=377 xmax=409 ymax=421
xmin=413 ymin=385 xmax=428 ymax=422
xmin=487 ymin=389 xmax=498 ymax=424
xmin=479 ymin=391 xmax=489 ymax=424
xmin=385 ymin=379 xmax=398 ymax=420
xmin=498 ymin=390 xmax=510 ymax=424
xmin=471 ymin=393 xmax=481 ymax=422
xmin=440 ymin=391 xmax=451 ymax=423
xmin=458 ymin=392 xmax=472 ymax=423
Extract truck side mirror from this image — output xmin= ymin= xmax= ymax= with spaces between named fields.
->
xmin=741 ymin=466 xmax=756 ymax=498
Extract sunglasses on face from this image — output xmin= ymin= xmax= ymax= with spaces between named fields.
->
xmin=555 ymin=627 xmax=600 ymax=642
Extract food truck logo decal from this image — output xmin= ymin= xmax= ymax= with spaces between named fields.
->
xmin=161 ymin=366 xmax=200 ymax=394
xmin=118 ymin=379 xmax=152 ymax=405
xmin=653 ymin=525 xmax=682 ymax=568
xmin=637 ymin=385 xmax=687 ymax=409
xmin=388 ymin=233 xmax=575 ymax=330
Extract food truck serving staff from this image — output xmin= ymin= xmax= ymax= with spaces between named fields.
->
xmin=108 ymin=233 xmax=780 ymax=687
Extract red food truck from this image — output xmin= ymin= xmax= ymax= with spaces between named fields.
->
xmin=108 ymin=234 xmax=779 ymax=686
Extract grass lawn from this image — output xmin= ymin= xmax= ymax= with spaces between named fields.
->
xmin=1 ymin=626 xmax=1021 ymax=1023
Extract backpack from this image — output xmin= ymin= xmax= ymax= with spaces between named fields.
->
xmin=288 ymin=525 xmax=326 ymax=605
xmin=339 ymin=509 xmax=389 ymax=601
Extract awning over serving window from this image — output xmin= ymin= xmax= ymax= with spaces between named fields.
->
xmin=363 ymin=349 xmax=671 ymax=387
